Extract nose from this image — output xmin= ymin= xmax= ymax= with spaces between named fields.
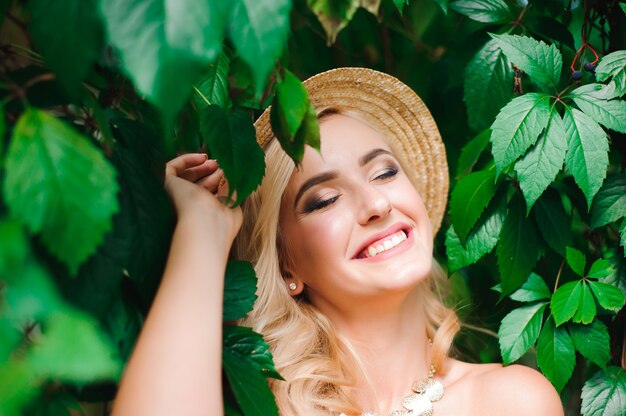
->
xmin=356 ymin=185 xmax=392 ymax=224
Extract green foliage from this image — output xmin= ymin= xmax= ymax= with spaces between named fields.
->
xmin=450 ymin=169 xmax=496 ymax=243
xmin=224 ymin=261 xmax=258 ymax=321
xmin=509 ymin=273 xmax=550 ymax=303
xmin=581 ymin=367 xmax=626 ymax=416
xmin=449 ymin=0 xmax=512 ymax=24
xmin=590 ymin=174 xmax=626 ymax=229
xmin=536 ymin=317 xmax=575 ymax=393
xmin=498 ymin=302 xmax=546 ymax=364
xmin=594 ymin=51 xmax=626 ymax=97
xmin=569 ymin=321 xmax=610 ymax=369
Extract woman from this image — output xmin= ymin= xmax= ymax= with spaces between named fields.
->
xmin=113 ymin=68 xmax=563 ymax=415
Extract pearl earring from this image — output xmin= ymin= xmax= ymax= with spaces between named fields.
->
xmin=288 ymin=282 xmax=297 ymax=291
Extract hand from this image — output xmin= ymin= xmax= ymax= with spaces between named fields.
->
xmin=164 ymin=153 xmax=242 ymax=245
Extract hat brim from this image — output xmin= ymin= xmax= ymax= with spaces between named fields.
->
xmin=254 ymin=67 xmax=448 ymax=235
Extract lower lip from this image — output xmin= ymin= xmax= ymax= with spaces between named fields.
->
xmin=354 ymin=230 xmax=415 ymax=263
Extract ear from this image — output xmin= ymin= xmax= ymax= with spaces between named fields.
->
xmin=283 ymin=270 xmax=304 ymax=296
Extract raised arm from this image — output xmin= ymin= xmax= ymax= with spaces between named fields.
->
xmin=113 ymin=153 xmax=242 ymax=416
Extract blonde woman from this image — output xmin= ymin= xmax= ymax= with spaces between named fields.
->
xmin=113 ymin=68 xmax=563 ymax=415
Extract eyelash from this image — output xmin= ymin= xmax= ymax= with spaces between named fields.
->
xmin=301 ymin=167 xmax=399 ymax=214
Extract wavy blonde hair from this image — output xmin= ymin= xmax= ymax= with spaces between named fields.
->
xmin=235 ymin=109 xmax=460 ymax=415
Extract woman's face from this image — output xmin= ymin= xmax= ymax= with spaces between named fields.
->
xmin=279 ymin=114 xmax=433 ymax=312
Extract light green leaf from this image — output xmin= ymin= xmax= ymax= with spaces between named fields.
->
xmin=449 ymin=0 xmax=512 ymax=23
xmin=510 ymin=272 xmax=551 ymax=303
xmin=0 ymin=361 xmax=38 ymax=416
xmin=621 ymin=3 xmax=626 ymax=15
xmin=588 ymin=281 xmax=626 ymax=312
xmin=464 ymin=39 xmax=514 ymax=132
xmin=490 ymin=93 xmax=551 ymax=175
xmin=569 ymin=86 xmax=626 ymax=134
xmin=193 ymin=51 xmax=231 ymax=111
xmin=270 ymin=70 xmax=321 ymax=163
xmin=199 ymin=106 xmax=265 ymax=206
xmin=498 ymin=302 xmax=546 ymax=364
xmin=446 ymin=193 xmax=507 ymax=271
xmin=490 ymin=33 xmax=563 ymax=91
xmin=307 ymin=0 xmax=380 ymax=45
xmin=569 ymin=320 xmax=610 ymax=368
xmin=3 ymin=109 xmax=119 ymax=274
xmin=450 ymin=169 xmax=497 ymax=243
xmin=456 ymin=129 xmax=491 ymax=179
xmin=551 ymin=280 xmax=582 ymax=326
xmin=590 ymin=174 xmax=626 ymax=229
xmin=588 ymin=258 xmax=615 ymax=280
xmin=224 ymin=261 xmax=258 ymax=321
xmin=496 ymin=199 xmax=540 ymax=295
xmin=566 ymin=246 xmax=586 ymax=276
xmin=572 ymin=281 xmax=596 ymax=324
xmin=536 ymin=317 xmax=575 ymax=393
xmin=393 ymin=0 xmax=409 ymax=14
xmin=4 ymin=262 xmax=63 ymax=322
xmin=595 ymin=50 xmax=626 ymax=97
xmin=581 ymin=367 xmax=626 ymax=416
xmin=563 ymin=106 xmax=609 ymax=208
xmin=515 ymin=107 xmax=567 ymax=212
xmin=229 ymin=0 xmax=292 ymax=90
xmin=533 ymin=192 xmax=571 ymax=255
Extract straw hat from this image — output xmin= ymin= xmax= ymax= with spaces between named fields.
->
xmin=254 ymin=67 xmax=448 ymax=234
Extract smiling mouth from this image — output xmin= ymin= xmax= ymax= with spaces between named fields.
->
xmin=356 ymin=229 xmax=410 ymax=259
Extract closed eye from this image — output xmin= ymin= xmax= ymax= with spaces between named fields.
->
xmin=374 ymin=167 xmax=399 ymax=180
xmin=301 ymin=195 xmax=340 ymax=214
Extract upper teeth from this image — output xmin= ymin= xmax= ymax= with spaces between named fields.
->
xmin=364 ymin=230 xmax=407 ymax=258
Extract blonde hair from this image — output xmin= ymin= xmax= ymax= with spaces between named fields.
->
xmin=235 ymin=109 xmax=460 ymax=415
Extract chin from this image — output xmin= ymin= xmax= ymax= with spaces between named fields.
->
xmin=377 ymin=256 xmax=433 ymax=292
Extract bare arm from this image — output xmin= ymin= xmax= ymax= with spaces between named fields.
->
xmin=113 ymin=154 xmax=242 ymax=416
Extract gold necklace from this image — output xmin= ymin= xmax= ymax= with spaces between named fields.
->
xmin=360 ymin=365 xmax=444 ymax=416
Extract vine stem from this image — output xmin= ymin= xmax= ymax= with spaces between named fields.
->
xmin=553 ymin=257 xmax=566 ymax=292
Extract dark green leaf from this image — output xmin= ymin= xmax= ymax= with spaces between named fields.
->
xmin=525 ymin=16 xmax=574 ymax=50
xmin=621 ymin=220 xmax=626 ymax=253
xmin=229 ymin=0 xmax=292 ymax=90
xmin=551 ymin=280 xmax=582 ymax=326
xmin=450 ymin=169 xmax=497 ymax=243
xmin=102 ymin=297 xmax=142 ymax=362
xmin=456 ymin=129 xmax=491 ymax=179
xmin=223 ymin=326 xmax=282 ymax=380
xmin=590 ymin=174 xmax=626 ymax=229
xmin=603 ymin=250 xmax=626 ymax=296
xmin=3 ymin=109 xmax=119 ymax=274
xmin=496 ymin=199 xmax=540 ymax=295
xmin=572 ymin=281 xmax=596 ymax=324
xmin=29 ymin=0 xmax=103 ymax=98
xmin=587 ymin=259 xmax=615 ymax=280
xmin=307 ymin=0 xmax=359 ymax=45
xmin=569 ymin=86 xmax=626 ymax=134
xmin=4 ymin=262 xmax=63 ymax=322
xmin=490 ymin=34 xmax=563 ymax=91
xmin=510 ymin=272 xmax=551 ymax=302
xmin=224 ymin=261 xmax=258 ymax=321
xmin=200 ymin=106 xmax=265 ymax=206
xmin=533 ymin=192 xmax=571 ymax=255
xmin=565 ymin=246 xmax=586 ymax=276
xmin=433 ymin=0 xmax=448 ymax=14
xmin=393 ymin=0 xmax=409 ymax=14
xmin=193 ymin=52 xmax=231 ymax=111
xmin=270 ymin=70 xmax=321 ymax=163
xmin=581 ymin=366 xmax=626 ymax=416
xmin=498 ymin=302 xmax=546 ymax=364
xmin=563 ymin=106 xmax=609 ymax=209
xmin=449 ymin=0 xmax=512 ymax=23
xmin=515 ymin=107 xmax=567 ymax=212
xmin=595 ymin=51 xmax=626 ymax=97
xmin=0 ymin=219 xmax=29 ymax=278
xmin=490 ymin=93 xmax=551 ymax=175
xmin=568 ymin=320 xmax=610 ymax=368
xmin=588 ymin=281 xmax=625 ymax=312
xmin=536 ymin=317 xmax=575 ymax=393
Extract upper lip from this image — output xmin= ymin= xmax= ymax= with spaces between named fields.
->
xmin=351 ymin=222 xmax=412 ymax=259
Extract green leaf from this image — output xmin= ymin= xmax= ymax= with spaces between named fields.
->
xmin=603 ymin=249 xmax=626 ymax=296
xmin=193 ymin=51 xmax=231 ymax=111
xmin=588 ymin=281 xmax=626 ymax=312
xmin=3 ymin=109 xmax=119 ymax=274
xmin=450 ymin=169 xmax=497 ymax=243
xmin=449 ymin=0 xmax=512 ymax=23
xmin=0 ymin=361 xmax=38 ymax=416
xmin=569 ymin=85 xmax=626 ymax=133
xmin=445 ymin=193 xmax=507 ymax=271
xmin=498 ymin=302 xmax=546 ymax=364
xmin=595 ymin=50 xmax=626 ymax=97
xmin=621 ymin=220 xmax=626 ymax=253
xmin=433 ymin=0 xmax=448 ymax=14
xmin=307 ymin=0 xmax=359 ymax=45
xmin=551 ymin=280 xmax=582 ymax=326
xmin=536 ymin=317 xmax=575 ymax=393
xmin=490 ymin=34 xmax=563 ymax=91
xmin=588 ymin=258 xmax=615 ymax=280
xmin=496 ymin=199 xmax=540 ymax=295
xmin=200 ymin=106 xmax=265 ymax=206
xmin=393 ymin=0 xmax=409 ymax=14
xmin=590 ymin=174 xmax=626 ymax=229
xmin=29 ymin=0 xmax=103 ymax=98
xmin=224 ymin=261 xmax=258 ymax=321
xmin=569 ymin=320 xmax=610 ymax=368
xmin=510 ymin=272 xmax=551 ymax=302
xmin=0 ymin=219 xmax=29 ymax=278
xmin=566 ymin=246 xmax=586 ymax=276
xmin=533 ymin=192 xmax=572 ymax=255
xmin=490 ymin=93 xmax=551 ymax=175
xmin=563 ymin=106 xmax=609 ymax=208
xmin=223 ymin=326 xmax=282 ymax=380
xmin=229 ymin=0 xmax=292 ymax=91
xmin=28 ymin=310 xmax=121 ymax=383
xmin=456 ymin=129 xmax=491 ymax=179
xmin=572 ymin=281 xmax=596 ymax=324
xmin=621 ymin=3 xmax=626 ymax=15
xmin=270 ymin=70 xmax=321 ymax=163
xmin=581 ymin=366 xmax=626 ymax=416
xmin=464 ymin=39 xmax=515 ymax=132
xmin=4 ymin=262 xmax=63 ymax=322
xmin=515 ymin=107 xmax=567 ymax=212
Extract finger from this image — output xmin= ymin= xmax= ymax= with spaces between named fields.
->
xmin=178 ymin=159 xmax=219 ymax=182
xmin=165 ymin=153 xmax=208 ymax=176
xmin=195 ymin=168 xmax=224 ymax=193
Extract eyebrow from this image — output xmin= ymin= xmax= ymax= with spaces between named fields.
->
xmin=293 ymin=148 xmax=395 ymax=209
